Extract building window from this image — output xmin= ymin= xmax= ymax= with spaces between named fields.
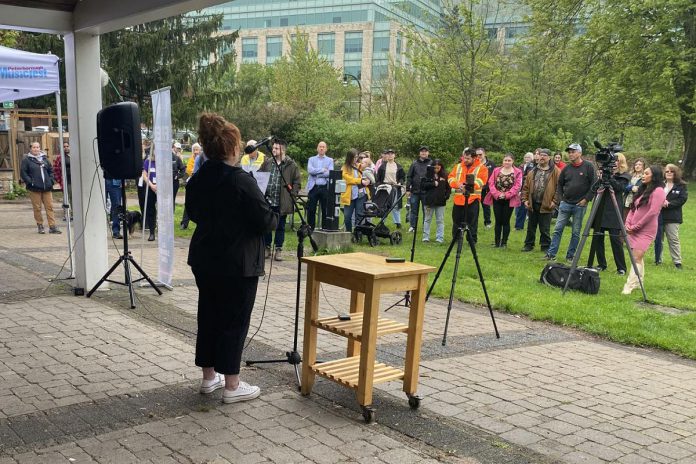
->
xmin=373 ymin=31 xmax=390 ymax=55
xmin=242 ymin=37 xmax=258 ymax=63
xmin=264 ymin=19 xmax=271 ymax=28
xmin=266 ymin=36 xmax=282 ymax=64
xmin=371 ymin=63 xmax=388 ymax=82
xmin=333 ymin=16 xmax=341 ymax=24
xmin=280 ymin=17 xmax=288 ymax=26
xmin=318 ymin=33 xmax=335 ymax=59
xmin=344 ymin=32 xmax=363 ymax=54
xmin=396 ymin=32 xmax=403 ymax=55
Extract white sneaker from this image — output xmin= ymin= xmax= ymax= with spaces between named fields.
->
xmin=408 ymin=227 xmax=414 ymax=233
xmin=199 ymin=373 xmax=225 ymax=394
xmin=222 ymin=381 xmax=261 ymax=403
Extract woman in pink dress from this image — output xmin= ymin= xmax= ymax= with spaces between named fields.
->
xmin=623 ymin=165 xmax=667 ymax=294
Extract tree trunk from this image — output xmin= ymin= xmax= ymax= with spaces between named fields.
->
xmin=681 ymin=114 xmax=696 ymax=180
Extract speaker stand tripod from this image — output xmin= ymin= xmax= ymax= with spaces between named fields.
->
xmin=425 ymin=194 xmax=500 ymax=345
xmin=385 ymin=196 xmax=421 ymax=312
xmin=87 ymin=181 xmax=162 ymax=308
xmin=563 ymin=180 xmax=646 ymax=300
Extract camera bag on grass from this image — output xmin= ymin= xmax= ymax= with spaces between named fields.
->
xmin=540 ymin=263 xmax=601 ymax=294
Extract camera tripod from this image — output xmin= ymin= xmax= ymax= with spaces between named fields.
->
xmin=385 ymin=195 xmax=421 ymax=312
xmin=87 ymin=181 xmax=162 ymax=308
xmin=564 ymin=178 xmax=646 ymax=300
xmin=426 ymin=191 xmax=500 ymax=345
xmin=245 ymin=141 xmax=318 ymax=388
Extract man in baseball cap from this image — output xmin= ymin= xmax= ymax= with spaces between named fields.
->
xmin=566 ymin=143 xmax=582 ymax=153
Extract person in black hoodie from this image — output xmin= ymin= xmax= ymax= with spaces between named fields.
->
xmin=587 ymin=154 xmax=631 ymax=274
xmin=20 ymin=142 xmax=61 ymax=234
xmin=420 ymin=159 xmax=449 ymax=243
xmin=655 ymin=163 xmax=688 ymax=269
xmin=186 ymin=113 xmax=278 ymax=404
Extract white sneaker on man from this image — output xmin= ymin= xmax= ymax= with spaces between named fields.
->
xmin=408 ymin=227 xmax=414 ymax=233
xmin=199 ymin=373 xmax=225 ymax=394
xmin=222 ymin=381 xmax=261 ymax=403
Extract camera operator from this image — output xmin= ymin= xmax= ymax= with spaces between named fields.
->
xmin=587 ymin=153 xmax=631 ymax=275
xmin=421 ymin=160 xmax=449 ymax=243
xmin=448 ymin=148 xmax=488 ymax=243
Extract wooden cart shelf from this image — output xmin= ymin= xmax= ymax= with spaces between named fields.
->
xmin=301 ymin=252 xmax=435 ymax=422
xmin=313 ymin=313 xmax=409 ymax=340
xmin=310 ymin=357 xmax=404 ymax=390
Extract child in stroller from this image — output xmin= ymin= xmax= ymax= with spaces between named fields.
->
xmin=352 ymin=183 xmax=405 ymax=246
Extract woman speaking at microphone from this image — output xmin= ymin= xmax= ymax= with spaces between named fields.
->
xmin=186 ymin=113 xmax=278 ymax=403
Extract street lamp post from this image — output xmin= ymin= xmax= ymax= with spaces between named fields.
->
xmin=342 ymin=73 xmax=362 ymax=120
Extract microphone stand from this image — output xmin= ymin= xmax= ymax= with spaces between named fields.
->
xmin=245 ymin=141 xmax=318 ymax=389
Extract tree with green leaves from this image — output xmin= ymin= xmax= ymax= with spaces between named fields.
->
xmin=269 ymin=32 xmax=350 ymax=115
xmin=407 ymin=1 xmax=515 ymax=146
xmin=525 ymin=0 xmax=696 ymax=177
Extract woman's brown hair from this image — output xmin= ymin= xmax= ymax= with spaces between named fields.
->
xmin=197 ymin=113 xmax=241 ymax=162
xmin=665 ymin=163 xmax=686 ymax=185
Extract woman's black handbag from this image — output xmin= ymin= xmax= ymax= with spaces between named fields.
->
xmin=540 ymin=263 xmax=601 ymax=294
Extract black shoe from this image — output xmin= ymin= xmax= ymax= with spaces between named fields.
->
xmin=655 ymin=260 xmax=662 ymax=265
xmin=395 ymin=223 xmax=402 ymax=229
xmin=596 ymin=265 xmax=607 ymax=271
xmin=521 ymin=246 xmax=533 ymax=252
xmin=49 ymin=227 xmax=62 ymax=234
xmin=617 ymin=269 xmax=626 ymax=275
xmin=148 ymin=232 xmax=155 ymax=241
xmin=675 ymin=263 xmax=683 ymax=270
xmin=179 ymin=223 xmax=188 ymax=230
xmin=543 ymin=254 xmax=555 ymax=261
xmin=113 ymin=233 xmax=123 ymax=239
xmin=37 ymin=224 xmax=45 ymax=234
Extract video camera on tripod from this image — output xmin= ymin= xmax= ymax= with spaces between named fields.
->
xmin=594 ymin=140 xmax=623 ymax=177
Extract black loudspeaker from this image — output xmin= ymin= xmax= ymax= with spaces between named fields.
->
xmin=97 ymin=102 xmax=142 ymax=180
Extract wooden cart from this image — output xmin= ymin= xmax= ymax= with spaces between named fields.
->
xmin=300 ymin=252 xmax=435 ymax=422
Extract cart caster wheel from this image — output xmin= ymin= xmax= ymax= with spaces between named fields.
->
xmin=391 ymin=231 xmax=402 ymax=245
xmin=361 ymin=406 xmax=376 ymax=423
xmin=369 ymin=234 xmax=379 ymax=247
xmin=408 ymin=394 xmax=422 ymax=409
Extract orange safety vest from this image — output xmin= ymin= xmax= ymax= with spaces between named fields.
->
xmin=447 ymin=158 xmax=488 ymax=206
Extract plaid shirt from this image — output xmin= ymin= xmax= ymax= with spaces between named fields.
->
xmin=266 ymin=158 xmax=284 ymax=207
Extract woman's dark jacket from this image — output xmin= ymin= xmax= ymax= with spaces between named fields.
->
xmin=20 ymin=154 xmax=55 ymax=192
xmin=376 ymin=162 xmax=405 ymax=209
xmin=592 ymin=172 xmax=630 ymax=230
xmin=186 ymin=160 xmax=278 ymax=277
xmin=661 ymin=183 xmax=688 ymax=224
xmin=422 ymin=173 xmax=450 ymax=207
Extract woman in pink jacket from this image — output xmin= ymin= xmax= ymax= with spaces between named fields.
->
xmin=622 ymin=165 xmax=667 ymax=295
xmin=483 ymin=153 xmax=523 ymax=248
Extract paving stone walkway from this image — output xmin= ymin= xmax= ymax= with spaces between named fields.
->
xmin=1 ymin=199 xmax=695 ymax=463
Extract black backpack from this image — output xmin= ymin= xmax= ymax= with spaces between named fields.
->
xmin=540 ymin=263 xmax=601 ymax=294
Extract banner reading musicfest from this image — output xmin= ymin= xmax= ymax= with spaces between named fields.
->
xmin=151 ymin=88 xmax=174 ymax=288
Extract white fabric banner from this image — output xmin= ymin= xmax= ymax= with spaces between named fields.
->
xmin=151 ymin=88 xmax=174 ymax=287
xmin=0 ymin=45 xmax=59 ymax=102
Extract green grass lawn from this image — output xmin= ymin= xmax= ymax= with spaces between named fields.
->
xmin=174 ymin=194 xmax=696 ymax=359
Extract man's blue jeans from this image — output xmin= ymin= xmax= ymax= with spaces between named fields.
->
xmin=409 ymin=193 xmax=426 ymax=227
xmin=265 ymin=206 xmax=286 ymax=249
xmin=547 ymin=201 xmax=587 ymax=259
xmin=105 ymin=179 xmax=122 ymax=236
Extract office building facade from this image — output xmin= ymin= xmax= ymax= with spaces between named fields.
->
xmin=204 ymin=0 xmax=442 ymax=91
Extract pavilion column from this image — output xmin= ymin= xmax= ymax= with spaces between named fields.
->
xmin=63 ymin=32 xmax=108 ymax=291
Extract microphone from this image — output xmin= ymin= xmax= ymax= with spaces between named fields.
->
xmin=593 ymin=140 xmax=603 ymax=149
xmin=244 ymin=136 xmax=274 ymax=154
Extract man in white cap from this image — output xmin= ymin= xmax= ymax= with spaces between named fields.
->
xmin=239 ymin=140 xmax=266 ymax=172
xmin=544 ymin=143 xmax=596 ymax=262
xmin=172 ymin=142 xmax=186 ymax=212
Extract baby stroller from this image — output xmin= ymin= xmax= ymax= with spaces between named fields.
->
xmin=352 ymin=184 xmax=405 ymax=247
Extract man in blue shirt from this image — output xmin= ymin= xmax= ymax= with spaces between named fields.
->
xmin=306 ymin=141 xmax=333 ymax=229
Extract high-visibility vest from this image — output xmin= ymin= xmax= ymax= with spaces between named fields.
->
xmin=448 ymin=161 xmax=486 ymax=206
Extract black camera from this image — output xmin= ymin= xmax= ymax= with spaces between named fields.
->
xmin=594 ymin=140 xmax=622 ymax=166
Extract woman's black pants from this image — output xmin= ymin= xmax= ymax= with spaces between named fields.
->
xmin=193 ymin=272 xmax=259 ymax=375
xmin=492 ymin=199 xmax=513 ymax=246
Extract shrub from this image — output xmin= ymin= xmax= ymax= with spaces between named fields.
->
xmin=3 ymin=182 xmax=27 ymax=200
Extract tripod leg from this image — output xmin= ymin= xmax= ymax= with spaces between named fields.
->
xmin=426 ymin=231 xmax=458 ymax=301
xmin=86 ymin=256 xmax=124 ymax=297
xmin=464 ymin=226 xmax=500 ymax=339
xmin=122 ymin=256 xmax=136 ymax=309
xmin=563 ymin=191 xmax=603 ymax=294
xmin=128 ymin=256 xmax=164 ymax=296
xmin=442 ymin=229 xmax=464 ymax=346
